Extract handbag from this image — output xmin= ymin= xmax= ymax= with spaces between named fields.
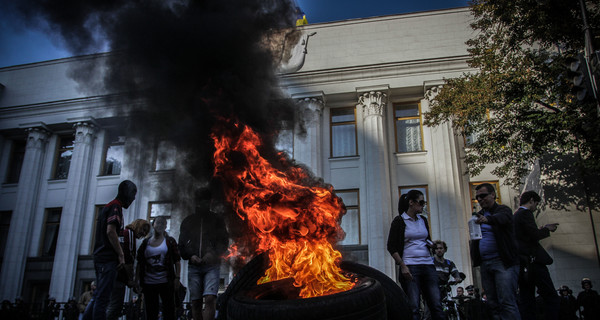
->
xmin=175 ymin=282 xmax=187 ymax=306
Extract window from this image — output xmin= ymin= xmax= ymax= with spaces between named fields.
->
xmin=394 ymin=103 xmax=424 ymax=153
xmin=469 ymin=181 xmax=502 ymax=213
xmin=148 ymin=202 xmax=172 ymax=234
xmin=330 ymin=107 xmax=357 ymax=157
xmin=6 ymin=140 xmax=26 ymax=183
xmin=275 ymin=129 xmax=294 ymax=157
xmin=101 ymin=132 xmax=124 ymax=176
xmin=154 ymin=141 xmax=176 ymax=171
xmin=29 ymin=281 xmax=50 ymax=316
xmin=464 ymin=126 xmax=482 ymax=146
xmin=53 ymin=135 xmax=74 ymax=179
xmin=337 ymin=190 xmax=360 ymax=245
xmin=41 ymin=208 xmax=62 ymax=256
xmin=0 ymin=211 xmax=11 ymax=259
xmin=399 ymin=185 xmax=429 ymax=221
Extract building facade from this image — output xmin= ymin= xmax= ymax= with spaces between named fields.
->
xmin=0 ymin=7 xmax=598 ymax=311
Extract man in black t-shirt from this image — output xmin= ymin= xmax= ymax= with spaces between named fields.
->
xmin=83 ymin=180 xmax=137 ymax=320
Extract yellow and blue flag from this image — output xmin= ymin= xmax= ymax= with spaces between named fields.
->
xmin=295 ymin=6 xmax=308 ymax=26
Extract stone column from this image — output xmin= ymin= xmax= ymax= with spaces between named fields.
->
xmin=422 ymin=85 xmax=472 ymax=282
xmin=0 ymin=128 xmax=49 ymax=300
xmin=293 ymin=94 xmax=324 ymax=177
xmin=50 ymin=122 xmax=96 ymax=300
xmin=357 ymin=90 xmax=395 ymax=277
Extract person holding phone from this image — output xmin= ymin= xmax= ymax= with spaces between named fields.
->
xmin=514 ymin=190 xmax=559 ymax=320
xmin=387 ymin=189 xmax=445 ymax=320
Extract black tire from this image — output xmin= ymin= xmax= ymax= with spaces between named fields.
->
xmin=340 ymin=260 xmax=412 ymax=320
xmin=216 ymin=253 xmax=269 ymax=320
xmin=226 ymin=276 xmax=387 ymax=320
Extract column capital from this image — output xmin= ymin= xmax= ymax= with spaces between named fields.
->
xmin=424 ymin=79 xmax=445 ymax=101
xmin=73 ymin=122 xmax=96 ymax=144
xmin=425 ymin=85 xmax=444 ymax=101
xmin=25 ymin=127 xmax=50 ymax=148
xmin=358 ymin=91 xmax=387 ymax=118
xmin=298 ymin=97 xmax=324 ymax=113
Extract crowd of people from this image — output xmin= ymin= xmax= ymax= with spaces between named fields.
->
xmin=73 ymin=180 xmax=228 ymax=320
xmin=388 ymin=184 xmax=600 ymax=320
xmin=4 ymin=179 xmax=599 ymax=320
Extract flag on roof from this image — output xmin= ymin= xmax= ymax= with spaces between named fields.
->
xmin=295 ymin=6 xmax=308 ymax=26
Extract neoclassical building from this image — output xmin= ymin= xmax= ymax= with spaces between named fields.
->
xmin=1 ymin=7 xmax=598 ymax=312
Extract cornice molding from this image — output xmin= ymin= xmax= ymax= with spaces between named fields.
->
xmin=280 ymin=56 xmax=472 ymax=89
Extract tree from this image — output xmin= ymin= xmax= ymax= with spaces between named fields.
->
xmin=424 ymin=0 xmax=600 ymax=209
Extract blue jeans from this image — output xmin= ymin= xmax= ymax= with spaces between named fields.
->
xmin=480 ymin=257 xmax=521 ymax=320
xmin=84 ymin=260 xmax=118 ymax=320
xmin=400 ymin=264 xmax=446 ymax=320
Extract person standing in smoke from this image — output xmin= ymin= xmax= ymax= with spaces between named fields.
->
xmin=136 ymin=216 xmax=181 ymax=320
xmin=84 ymin=180 xmax=137 ymax=320
xmin=179 ymin=189 xmax=229 ymax=320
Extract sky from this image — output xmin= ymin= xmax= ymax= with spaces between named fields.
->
xmin=0 ymin=0 xmax=470 ymax=68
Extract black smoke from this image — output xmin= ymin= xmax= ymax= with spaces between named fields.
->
xmin=4 ymin=0 xmax=309 ymax=256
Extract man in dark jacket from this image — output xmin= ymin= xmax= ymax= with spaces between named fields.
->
xmin=470 ymin=183 xmax=520 ymax=319
xmin=514 ymin=190 xmax=559 ymax=320
xmin=84 ymin=180 xmax=137 ymax=320
xmin=178 ymin=189 xmax=228 ymax=320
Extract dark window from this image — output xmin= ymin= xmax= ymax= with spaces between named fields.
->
xmin=41 ymin=208 xmax=62 ymax=256
xmin=101 ymin=133 xmax=124 ymax=176
xmin=0 ymin=211 xmax=12 ymax=259
xmin=330 ymin=107 xmax=357 ymax=157
xmin=6 ymin=140 xmax=26 ymax=183
xmin=53 ymin=136 xmax=74 ymax=179
xmin=29 ymin=281 xmax=50 ymax=316
xmin=154 ymin=141 xmax=176 ymax=171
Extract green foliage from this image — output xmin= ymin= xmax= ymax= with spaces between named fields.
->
xmin=424 ymin=0 xmax=600 ymax=191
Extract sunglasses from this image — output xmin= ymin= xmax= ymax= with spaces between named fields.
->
xmin=475 ymin=193 xmax=490 ymax=200
xmin=414 ymin=200 xmax=427 ymax=206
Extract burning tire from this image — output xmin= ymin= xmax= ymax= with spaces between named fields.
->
xmin=217 ymin=254 xmax=412 ymax=320
xmin=216 ymin=253 xmax=269 ymax=320
xmin=226 ymin=276 xmax=387 ymax=320
xmin=340 ymin=260 xmax=412 ymax=319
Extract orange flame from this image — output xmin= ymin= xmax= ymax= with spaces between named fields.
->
xmin=212 ymin=121 xmax=354 ymax=298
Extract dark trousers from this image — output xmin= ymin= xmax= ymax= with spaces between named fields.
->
xmin=83 ymin=261 xmax=118 ymax=320
xmin=143 ymin=282 xmax=175 ymax=320
xmin=518 ymin=263 xmax=559 ymax=320
xmin=106 ymin=280 xmax=126 ymax=320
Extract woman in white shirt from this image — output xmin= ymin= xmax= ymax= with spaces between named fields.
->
xmin=136 ymin=216 xmax=181 ymax=320
xmin=387 ymin=189 xmax=445 ymax=320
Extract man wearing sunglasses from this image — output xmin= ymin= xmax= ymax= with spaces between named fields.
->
xmin=470 ymin=183 xmax=520 ymax=319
